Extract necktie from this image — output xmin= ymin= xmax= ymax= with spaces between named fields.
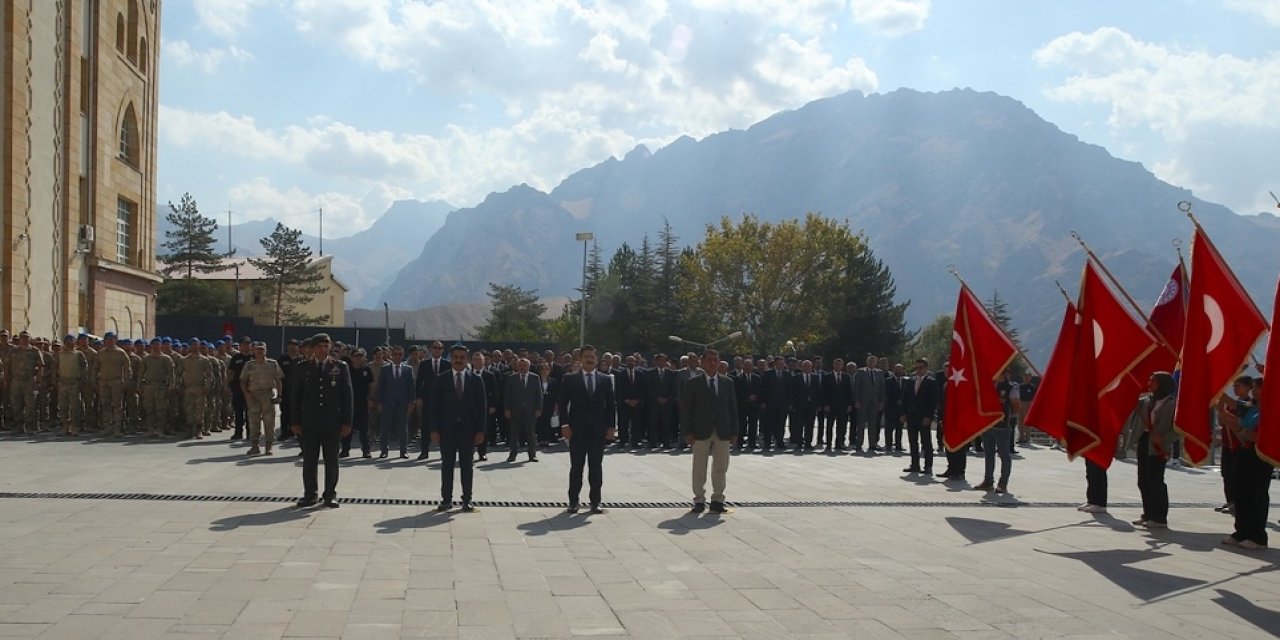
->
xmin=805 ymin=374 xmax=810 ymax=387
xmin=710 ymin=376 xmax=717 ymax=396
xmin=522 ymin=373 xmax=527 ymax=387
xmin=455 ymin=372 xmax=463 ymax=398
xmin=394 ymin=365 xmax=399 ymax=380
xmin=915 ymin=375 xmax=922 ymax=392
xmin=587 ymin=372 xmax=595 ymax=395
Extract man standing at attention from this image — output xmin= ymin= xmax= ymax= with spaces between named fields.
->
xmin=290 ymin=334 xmax=352 ymax=509
xmin=241 ymin=341 xmax=284 ymax=456
xmin=680 ymin=349 xmax=740 ymax=514
xmin=504 ymin=357 xmax=542 ymax=462
xmin=558 ymin=345 xmax=616 ymax=514
xmin=429 ymin=344 xmax=487 ymax=513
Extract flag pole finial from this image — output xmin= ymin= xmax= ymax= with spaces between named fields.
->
xmin=1072 ymin=231 xmax=1180 ymax=361
xmin=1053 ymin=280 xmax=1071 ymax=304
xmin=1172 ymin=237 xmax=1185 ymax=265
xmin=1178 ymin=200 xmax=1204 ymax=229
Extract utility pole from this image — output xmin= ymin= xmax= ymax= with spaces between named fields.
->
xmin=575 ymin=232 xmax=594 ymax=348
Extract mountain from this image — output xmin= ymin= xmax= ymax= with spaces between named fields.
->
xmin=345 ymin=297 xmax=569 ymax=342
xmin=158 ymin=199 xmax=454 ymax=308
xmin=388 ymin=88 xmax=1280 ymax=361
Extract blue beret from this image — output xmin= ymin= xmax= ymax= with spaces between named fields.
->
xmin=77 ymin=333 xmax=89 ymax=339
xmin=118 ymin=339 xmax=131 ymax=345
xmin=64 ymin=334 xmax=75 ymax=341
xmin=103 ymin=331 xmax=117 ymax=339
xmin=161 ymin=337 xmax=172 ymax=343
xmin=149 ymin=338 xmax=161 ymax=345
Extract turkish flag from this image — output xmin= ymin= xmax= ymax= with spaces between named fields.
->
xmin=943 ymin=286 xmax=1018 ymax=451
xmin=1069 ymin=261 xmax=1157 ymax=468
xmin=1023 ymin=300 xmax=1079 ymax=443
xmin=1253 ymin=277 xmax=1280 ymax=466
xmin=1173 ymin=227 xmax=1268 ymax=466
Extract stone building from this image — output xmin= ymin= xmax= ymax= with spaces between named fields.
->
xmin=178 ymin=255 xmax=349 ymax=328
xmin=1 ymin=0 xmax=162 ymax=338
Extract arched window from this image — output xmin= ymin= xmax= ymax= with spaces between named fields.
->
xmin=115 ymin=13 xmax=125 ymax=51
xmin=118 ymin=103 xmax=140 ymax=167
xmin=126 ymin=0 xmax=139 ymax=62
xmin=138 ymin=37 xmax=147 ymax=73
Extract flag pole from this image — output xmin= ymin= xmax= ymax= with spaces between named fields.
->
xmin=1178 ymin=201 xmax=1271 ymax=330
xmin=946 ymin=265 xmax=1043 ymax=377
xmin=1053 ymin=280 xmax=1072 ymax=304
xmin=1070 ymin=230 xmax=1180 ymax=360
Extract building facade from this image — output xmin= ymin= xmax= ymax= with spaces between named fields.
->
xmin=1 ymin=0 xmax=161 ymax=339
xmin=182 ymin=256 xmax=349 ymax=328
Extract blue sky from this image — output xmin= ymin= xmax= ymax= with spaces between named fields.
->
xmin=157 ymin=0 xmax=1280 ymax=238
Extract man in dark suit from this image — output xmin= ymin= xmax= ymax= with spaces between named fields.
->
xmin=377 ymin=345 xmax=416 ymax=459
xmin=471 ymin=351 xmax=499 ymax=462
xmin=644 ymin=353 xmax=675 ymax=450
xmin=760 ymin=356 xmax=790 ymax=451
xmin=901 ymin=358 xmax=939 ymax=474
xmin=289 ymin=334 xmax=352 ymax=509
xmin=503 ymin=357 xmax=542 ymax=462
xmin=732 ymin=358 xmax=762 ymax=450
xmin=822 ymin=357 xmax=854 ymax=452
xmin=882 ymin=363 xmax=907 ymax=452
xmin=680 ymin=349 xmax=740 ymax=513
xmin=614 ymin=355 xmax=645 ymax=449
xmin=415 ymin=340 xmax=449 ymax=460
xmin=429 ymin=344 xmax=487 ymax=512
xmin=557 ymin=345 xmax=616 ymax=514
xmin=789 ymin=360 xmax=821 ymax=450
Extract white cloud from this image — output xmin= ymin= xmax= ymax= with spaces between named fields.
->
xmin=1222 ymin=0 xmax=1280 ymax=27
xmin=1034 ymin=27 xmax=1280 ymax=213
xmin=227 ymin=178 xmax=371 ymax=238
xmin=162 ymin=40 xmax=253 ymax=73
xmin=194 ymin=0 xmax=268 ymax=39
xmin=850 ymin=0 xmax=931 ymax=37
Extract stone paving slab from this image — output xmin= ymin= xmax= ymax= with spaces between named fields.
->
xmin=0 ymin=434 xmax=1276 ymax=638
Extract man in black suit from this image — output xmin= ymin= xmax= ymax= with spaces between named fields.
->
xmin=429 ymin=344 xmax=487 ymax=512
xmin=732 ymin=358 xmax=762 ymax=450
xmin=822 ymin=357 xmax=854 ymax=452
xmin=557 ymin=345 xmax=616 ymax=514
xmin=644 ymin=353 xmax=675 ymax=450
xmin=289 ymin=334 xmax=352 ymax=509
xmin=759 ymin=356 xmax=790 ymax=451
xmin=789 ymin=360 xmax=821 ymax=450
xmin=415 ymin=340 xmax=449 ymax=460
xmin=470 ymin=352 xmax=499 ymax=462
xmin=901 ymin=358 xmax=939 ymax=474
xmin=614 ymin=355 xmax=645 ymax=449
xmin=503 ymin=357 xmax=542 ymax=462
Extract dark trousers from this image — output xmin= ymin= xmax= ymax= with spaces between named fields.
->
xmin=231 ymin=388 xmax=247 ymax=432
xmin=380 ymin=404 xmax=409 ymax=455
xmin=418 ymin=409 xmax=433 ymax=456
xmin=648 ymin=401 xmax=673 ymax=447
xmin=907 ymin=418 xmax=933 ymax=471
xmin=508 ymin=412 xmax=537 ymax=456
xmin=1136 ymin=434 xmax=1169 ymax=524
xmin=568 ymin=436 xmax=605 ymax=506
xmin=1221 ymin=447 xmax=1239 ymax=505
xmin=617 ymin=403 xmax=639 ymax=444
xmin=885 ymin=411 xmax=903 ymax=448
xmin=763 ymin=404 xmax=788 ymax=449
xmin=301 ymin=425 xmax=340 ymax=500
xmin=741 ymin=404 xmax=759 ymax=448
xmin=438 ymin=435 xmax=476 ymax=504
xmin=537 ymin=406 xmax=555 ymax=443
xmin=825 ymin=409 xmax=848 ymax=449
xmin=341 ymin=406 xmax=370 ymax=455
xmin=278 ymin=392 xmax=292 ymax=439
xmin=1231 ymin=447 xmax=1272 ymax=546
xmin=795 ymin=407 xmax=816 ymax=446
xmin=945 ymin=443 xmax=968 ymax=476
xmin=981 ymin=426 xmax=1011 ymax=485
xmin=1085 ymin=458 xmax=1107 ymax=507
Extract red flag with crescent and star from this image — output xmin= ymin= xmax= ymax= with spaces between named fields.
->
xmin=1023 ymin=300 xmax=1080 ymax=444
xmin=1115 ymin=263 xmax=1188 ymax=403
xmin=1173 ymin=226 xmax=1268 ymax=466
xmin=943 ymin=285 xmax=1018 ymax=452
xmin=1252 ymin=276 xmax=1280 ymax=466
xmin=1069 ymin=260 xmax=1158 ymax=468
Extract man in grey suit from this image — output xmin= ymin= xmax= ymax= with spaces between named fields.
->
xmin=377 ymin=346 xmax=416 ymax=459
xmin=503 ymin=357 xmax=542 ymax=462
xmin=680 ymin=349 xmax=740 ymax=514
xmin=852 ymin=355 xmax=885 ymax=453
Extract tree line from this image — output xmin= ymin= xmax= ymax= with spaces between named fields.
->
xmin=477 ymin=214 xmax=916 ymax=359
xmin=157 ymin=193 xmax=330 ymax=325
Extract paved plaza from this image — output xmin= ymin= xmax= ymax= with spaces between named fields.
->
xmin=0 ymin=435 xmax=1276 ymax=639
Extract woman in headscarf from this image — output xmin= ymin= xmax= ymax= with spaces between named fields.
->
xmin=1134 ymin=372 xmax=1178 ymax=529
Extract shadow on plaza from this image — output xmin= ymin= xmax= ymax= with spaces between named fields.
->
xmin=1212 ymin=589 xmax=1280 ymax=635
xmin=374 ymin=511 xmax=455 ymax=533
xmin=948 ymin=515 xmax=1136 ymax=546
xmin=517 ymin=512 xmax=593 ymax=536
xmin=209 ymin=506 xmax=311 ymax=531
xmin=657 ymin=512 xmax=725 ymax=535
xmin=1038 ymin=548 xmax=1208 ymax=601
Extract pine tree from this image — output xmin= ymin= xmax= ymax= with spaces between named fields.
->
xmin=475 ymin=284 xmax=548 ymax=341
xmin=634 ymin=233 xmax=660 ymax=352
xmin=248 ymin=223 xmax=329 ymax=325
xmin=159 ymin=193 xmax=222 ymax=278
xmin=985 ymin=289 xmax=1026 ymax=375
xmin=821 ymin=243 xmax=913 ymax=360
xmin=654 ymin=219 xmax=682 ymax=339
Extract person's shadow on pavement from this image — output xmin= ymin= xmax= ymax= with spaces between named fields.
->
xmin=209 ymin=506 xmax=311 ymax=531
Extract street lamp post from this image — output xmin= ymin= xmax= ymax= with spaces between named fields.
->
xmin=668 ymin=330 xmax=744 ymax=351
xmin=576 ymin=232 xmax=594 ymax=348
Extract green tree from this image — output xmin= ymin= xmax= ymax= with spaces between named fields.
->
xmin=475 ymin=283 xmax=549 ymax=342
xmin=248 ymin=223 xmax=329 ymax=325
xmin=985 ymin=289 xmax=1026 ymax=376
xmin=156 ymin=279 xmax=229 ymax=316
xmin=818 ymin=242 xmax=913 ymax=360
xmin=159 ymin=192 xmax=223 ymax=278
xmin=908 ymin=313 xmax=955 ymax=370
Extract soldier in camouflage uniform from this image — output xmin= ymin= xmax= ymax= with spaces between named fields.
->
xmin=202 ymin=342 xmax=220 ymax=436
xmin=179 ymin=341 xmax=208 ymax=439
xmin=161 ymin=338 xmax=182 ymax=427
xmin=38 ymin=338 xmax=56 ymax=428
xmin=76 ymin=335 xmax=99 ymax=432
xmin=217 ymin=341 xmax=234 ymax=432
xmin=95 ymin=332 xmax=132 ymax=437
xmin=241 ymin=341 xmax=284 ymax=455
xmin=55 ymin=335 xmax=87 ymax=435
xmin=7 ymin=331 xmax=45 ymax=434
xmin=0 ymin=329 xmax=10 ymax=430
xmin=140 ymin=339 xmax=173 ymax=437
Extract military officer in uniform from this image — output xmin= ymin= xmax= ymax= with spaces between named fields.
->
xmin=290 ymin=334 xmax=352 ymax=508
xmin=56 ymin=335 xmax=87 ymax=435
xmin=94 ymin=332 xmax=132 ymax=436
xmin=139 ymin=339 xmax=173 ymax=438
xmin=7 ymin=331 xmax=44 ymax=434
xmin=241 ymin=341 xmax=284 ymax=455
xmin=179 ymin=341 xmax=208 ymax=439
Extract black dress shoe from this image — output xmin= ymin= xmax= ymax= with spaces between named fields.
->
xmin=461 ymin=503 xmax=477 ymax=513
xmin=589 ymin=505 xmax=606 ymax=514
xmin=362 ymin=452 xmax=372 ymax=459
xmin=690 ymin=502 xmax=706 ymax=514
xmin=477 ymin=455 xmax=488 ymax=461
xmin=903 ymin=467 xmax=922 ymax=473
xmin=400 ymin=453 xmax=410 ymax=459
xmin=338 ymin=450 xmax=350 ymax=458
xmin=435 ymin=502 xmax=452 ymax=512
xmin=709 ymin=501 xmax=732 ymax=514
xmin=529 ymin=456 xmax=539 ymax=462
xmin=379 ymin=452 xmax=388 ymax=459
xmin=296 ymin=497 xmax=319 ymax=508
xmin=507 ymin=453 xmax=517 ymax=462
xmin=417 ymin=452 xmax=429 ymax=460
xmin=935 ymin=470 xmax=954 ymax=478
xmin=322 ymin=500 xmax=339 ymax=509
xmin=566 ymin=504 xmax=580 ymax=514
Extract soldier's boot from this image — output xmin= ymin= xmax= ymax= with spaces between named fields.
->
xmin=247 ymin=444 xmax=260 ymax=455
